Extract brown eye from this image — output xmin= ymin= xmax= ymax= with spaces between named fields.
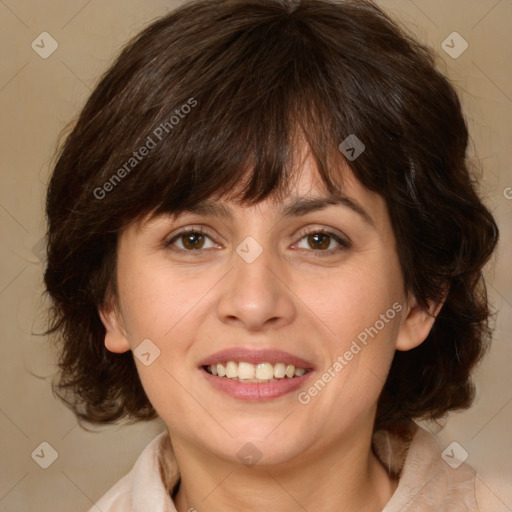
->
xmin=295 ymin=229 xmax=350 ymax=254
xmin=307 ymin=233 xmax=331 ymax=250
xmin=166 ymin=228 xmax=217 ymax=251
xmin=181 ymin=232 xmax=205 ymax=250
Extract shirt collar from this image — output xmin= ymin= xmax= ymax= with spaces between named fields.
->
xmin=127 ymin=424 xmax=477 ymax=512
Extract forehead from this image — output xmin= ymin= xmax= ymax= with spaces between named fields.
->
xmin=134 ymin=151 xmax=389 ymax=235
xmin=210 ymin=156 xmax=378 ymax=219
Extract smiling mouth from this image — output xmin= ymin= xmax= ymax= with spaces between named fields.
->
xmin=204 ymin=361 xmax=309 ymax=382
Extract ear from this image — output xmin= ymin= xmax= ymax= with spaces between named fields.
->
xmin=396 ymin=289 xmax=448 ymax=351
xmin=98 ymin=298 xmax=131 ymax=354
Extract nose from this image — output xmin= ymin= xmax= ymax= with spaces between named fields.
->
xmin=216 ymin=241 xmax=297 ymax=332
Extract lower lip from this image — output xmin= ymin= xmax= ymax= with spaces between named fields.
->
xmin=201 ymin=368 xmax=313 ymax=401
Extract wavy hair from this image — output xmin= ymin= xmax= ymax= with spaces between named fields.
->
xmin=44 ymin=0 xmax=499 ymax=429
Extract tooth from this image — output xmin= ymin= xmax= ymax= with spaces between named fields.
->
xmin=238 ymin=362 xmax=255 ymax=380
xmin=256 ymin=362 xmax=274 ymax=380
xmin=211 ymin=361 xmax=307 ymax=380
xmin=285 ymin=364 xmax=295 ymax=378
xmin=226 ymin=361 xmax=238 ymax=378
xmin=273 ymin=362 xmax=286 ymax=378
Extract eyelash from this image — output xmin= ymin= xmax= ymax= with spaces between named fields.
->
xmin=165 ymin=226 xmax=351 ymax=256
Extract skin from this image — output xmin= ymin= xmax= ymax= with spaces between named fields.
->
xmin=100 ymin=150 xmax=440 ymax=512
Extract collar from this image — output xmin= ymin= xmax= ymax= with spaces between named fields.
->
xmin=100 ymin=424 xmax=478 ymax=511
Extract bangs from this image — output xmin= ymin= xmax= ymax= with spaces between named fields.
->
xmin=78 ymin=0 xmax=420 ymax=232
xmin=146 ymin=96 xmax=345 ymax=223
xmin=55 ymin=0 xmax=447 ymax=257
xmin=112 ymin=22 xmax=350 ymax=225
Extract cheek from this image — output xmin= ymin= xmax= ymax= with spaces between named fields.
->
xmin=299 ymin=260 xmax=403 ymax=351
xmin=294 ymin=261 xmax=403 ymax=413
xmin=117 ymin=260 xmax=211 ymax=343
xmin=115 ymin=263 xmax=210 ymax=418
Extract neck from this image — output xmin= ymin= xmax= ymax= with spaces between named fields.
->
xmin=171 ymin=426 xmax=397 ymax=512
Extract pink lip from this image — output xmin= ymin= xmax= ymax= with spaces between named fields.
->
xmin=198 ymin=348 xmax=315 ymax=369
xmin=201 ymin=369 xmax=312 ymax=401
xmin=198 ymin=348 xmax=315 ymax=402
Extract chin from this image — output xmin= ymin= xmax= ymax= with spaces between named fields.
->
xmin=220 ymin=429 xmax=310 ymax=467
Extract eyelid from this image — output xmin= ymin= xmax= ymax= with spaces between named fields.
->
xmin=164 ymin=225 xmax=219 ymax=248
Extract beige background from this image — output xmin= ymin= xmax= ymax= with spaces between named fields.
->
xmin=0 ymin=1 xmax=511 ymax=511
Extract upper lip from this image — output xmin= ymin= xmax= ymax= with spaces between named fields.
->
xmin=199 ymin=348 xmax=315 ymax=370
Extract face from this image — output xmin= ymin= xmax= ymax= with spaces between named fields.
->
xmin=101 ymin=153 xmax=436 ymax=467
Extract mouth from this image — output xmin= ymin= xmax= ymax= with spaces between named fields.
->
xmin=204 ymin=361 xmax=308 ymax=382
xmin=199 ymin=348 xmax=314 ymax=401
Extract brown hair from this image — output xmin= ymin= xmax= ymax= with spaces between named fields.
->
xmin=45 ymin=0 xmax=499 ymax=429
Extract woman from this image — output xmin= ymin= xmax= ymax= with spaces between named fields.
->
xmin=44 ymin=0 xmax=499 ymax=510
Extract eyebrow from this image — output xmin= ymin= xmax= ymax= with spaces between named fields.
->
xmin=175 ymin=194 xmax=375 ymax=227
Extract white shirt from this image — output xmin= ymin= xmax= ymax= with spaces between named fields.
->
xmin=89 ymin=425 xmax=500 ymax=511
